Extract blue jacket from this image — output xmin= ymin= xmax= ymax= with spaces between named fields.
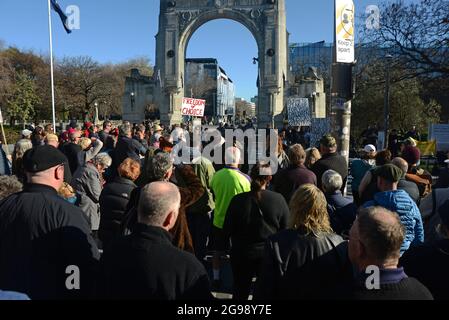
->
xmin=325 ymin=191 xmax=357 ymax=235
xmin=364 ymin=189 xmax=424 ymax=255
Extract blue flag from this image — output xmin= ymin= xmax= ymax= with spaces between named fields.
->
xmin=51 ymin=0 xmax=72 ymax=34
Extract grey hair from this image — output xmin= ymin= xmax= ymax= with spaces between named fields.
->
xmin=93 ymin=153 xmax=112 ymax=167
xmin=321 ymin=170 xmax=343 ymax=193
xmin=225 ymin=146 xmax=241 ymax=165
xmin=0 ymin=175 xmax=23 ymax=200
xmin=392 ymin=157 xmax=408 ymax=176
xmin=138 ymin=181 xmax=181 ymax=226
xmin=150 ymin=152 xmax=173 ymax=181
xmin=13 ymin=139 xmax=33 ymax=161
xmin=119 ymin=123 xmax=132 ymax=136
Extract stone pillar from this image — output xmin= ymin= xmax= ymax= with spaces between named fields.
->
xmin=160 ymin=87 xmax=183 ymax=126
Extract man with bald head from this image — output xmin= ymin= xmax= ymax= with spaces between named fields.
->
xmin=392 ymin=157 xmax=420 ymax=204
xmin=98 ymin=181 xmax=212 ymax=300
xmin=348 ymin=207 xmax=432 ymax=300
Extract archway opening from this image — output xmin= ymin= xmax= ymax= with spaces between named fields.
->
xmin=185 ymin=19 xmax=259 ymax=124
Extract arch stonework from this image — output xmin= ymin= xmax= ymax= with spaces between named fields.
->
xmin=155 ymin=0 xmax=288 ymax=127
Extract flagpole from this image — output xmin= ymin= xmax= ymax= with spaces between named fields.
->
xmin=47 ymin=0 xmax=57 ymax=133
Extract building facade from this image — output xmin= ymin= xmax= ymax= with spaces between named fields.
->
xmin=185 ymin=58 xmax=235 ymax=121
xmin=235 ymin=97 xmax=256 ymax=121
xmin=289 ymin=42 xmax=333 ymax=78
xmin=122 ymin=69 xmax=158 ymax=123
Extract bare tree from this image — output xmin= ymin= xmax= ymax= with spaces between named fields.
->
xmin=360 ymin=0 xmax=448 ymax=81
xmin=58 ymin=56 xmax=111 ymax=120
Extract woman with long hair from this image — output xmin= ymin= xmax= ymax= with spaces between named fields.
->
xmin=276 ymin=136 xmax=290 ymax=170
xmin=224 ymin=162 xmax=289 ymax=300
xmin=12 ymin=139 xmax=33 ymax=183
xmin=305 ymin=147 xmax=321 ymax=170
xmin=254 ymin=184 xmax=351 ymax=300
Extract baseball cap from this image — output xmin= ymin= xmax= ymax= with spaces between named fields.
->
xmin=22 ymin=129 xmax=32 ymax=137
xmin=320 ymin=134 xmax=337 ymax=148
xmin=374 ymin=164 xmax=404 ymax=183
xmin=364 ymin=144 xmax=377 ymax=153
xmin=23 ymin=145 xmax=67 ymax=173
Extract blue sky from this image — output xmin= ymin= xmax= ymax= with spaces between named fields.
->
xmin=0 ymin=0 xmax=387 ymax=100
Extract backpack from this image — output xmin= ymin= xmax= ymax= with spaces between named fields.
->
xmin=406 ymin=171 xmax=432 ymax=198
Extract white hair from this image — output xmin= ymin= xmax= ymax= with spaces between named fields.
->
xmin=322 ymin=170 xmax=343 ymax=193
xmin=225 ymin=146 xmax=241 ymax=166
xmin=93 ymin=153 xmax=112 ymax=167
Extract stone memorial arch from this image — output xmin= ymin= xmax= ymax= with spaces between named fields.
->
xmin=155 ymin=0 xmax=288 ymax=127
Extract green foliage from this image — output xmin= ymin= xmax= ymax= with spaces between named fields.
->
xmin=0 ymin=44 xmax=153 ymax=123
xmin=352 ymin=75 xmax=442 ymax=140
xmin=0 ymin=125 xmax=21 ymax=145
xmin=7 ymin=71 xmax=40 ymax=126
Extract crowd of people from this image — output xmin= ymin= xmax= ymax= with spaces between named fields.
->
xmin=0 ymin=118 xmax=448 ymax=300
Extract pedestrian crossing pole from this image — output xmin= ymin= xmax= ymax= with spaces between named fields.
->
xmin=331 ymin=0 xmax=356 ymax=163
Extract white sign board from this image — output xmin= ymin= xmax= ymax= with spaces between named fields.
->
xmin=430 ymin=124 xmax=449 ymax=151
xmin=182 ymin=98 xmax=206 ymax=117
xmin=335 ymin=0 xmax=355 ymax=63
xmin=0 ymin=107 xmax=3 ymax=124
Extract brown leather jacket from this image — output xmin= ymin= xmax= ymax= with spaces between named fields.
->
xmin=171 ymin=165 xmax=205 ymax=253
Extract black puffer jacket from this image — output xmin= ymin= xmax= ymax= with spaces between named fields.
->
xmin=254 ymin=229 xmax=352 ymax=300
xmin=99 ymin=177 xmax=137 ymax=249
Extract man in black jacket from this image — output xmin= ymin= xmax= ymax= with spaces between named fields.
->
xmin=98 ymin=181 xmax=212 ymax=300
xmin=348 ymin=207 xmax=432 ymax=300
xmin=61 ymin=130 xmax=82 ymax=175
xmin=111 ymin=123 xmax=146 ymax=178
xmin=0 ymin=145 xmax=100 ymax=300
xmin=313 ymin=135 xmax=348 ymax=192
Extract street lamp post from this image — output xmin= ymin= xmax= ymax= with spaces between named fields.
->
xmin=130 ymin=92 xmax=135 ymax=111
xmin=384 ymin=54 xmax=393 ymax=149
xmin=94 ymin=102 xmax=99 ymax=125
